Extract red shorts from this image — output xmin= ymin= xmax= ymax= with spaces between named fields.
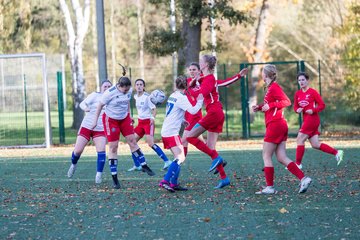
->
xmin=78 ymin=127 xmax=105 ymax=141
xmin=184 ymin=110 xmax=202 ymax=131
xmin=299 ymin=119 xmax=320 ymax=138
xmin=162 ymin=135 xmax=182 ymax=149
xmin=134 ymin=119 xmax=155 ymax=138
xmin=198 ymin=107 xmax=224 ymax=133
xmin=102 ymin=113 xmax=134 ymax=142
xmin=264 ymin=121 xmax=288 ymax=144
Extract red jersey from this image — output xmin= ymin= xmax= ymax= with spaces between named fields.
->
xmin=199 ymin=74 xmax=222 ymax=111
xmin=294 ymin=88 xmax=325 ymax=124
xmin=261 ymin=82 xmax=291 ymax=126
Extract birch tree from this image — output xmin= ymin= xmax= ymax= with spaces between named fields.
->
xmin=248 ymin=0 xmax=271 ymax=121
xmin=59 ymin=0 xmax=90 ymax=129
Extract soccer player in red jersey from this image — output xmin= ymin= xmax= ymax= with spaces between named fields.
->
xmin=182 ymin=62 xmax=248 ymax=159
xmin=294 ymin=72 xmax=344 ymax=168
xmin=186 ymin=55 xmax=248 ymax=189
xmin=253 ymin=65 xmax=312 ymax=194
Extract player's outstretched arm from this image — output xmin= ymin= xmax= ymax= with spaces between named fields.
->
xmin=217 ymin=68 xmax=249 ymax=87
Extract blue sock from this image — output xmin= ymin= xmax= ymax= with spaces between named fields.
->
xmin=132 ymin=149 xmax=146 ymax=165
xmin=131 ymin=153 xmax=141 ymax=167
xmin=109 ymin=159 xmax=118 ymax=175
xmin=97 ymin=151 xmax=106 ymax=172
xmin=164 ymin=160 xmax=179 ymax=183
xmin=170 ymin=165 xmax=181 ymax=185
xmin=71 ymin=152 xmax=80 ymax=164
xmin=152 ymin=144 xmax=169 ymax=162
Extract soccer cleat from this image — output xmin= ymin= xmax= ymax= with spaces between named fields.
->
xmin=335 ymin=150 xmax=344 ymax=166
xmin=209 ymin=156 xmax=223 ymax=172
xmin=142 ymin=164 xmax=155 ymax=176
xmin=299 ymin=176 xmax=312 ymax=193
xmin=159 ymin=180 xmax=175 ymax=192
xmin=213 ymin=160 xmax=228 ymax=175
xmin=214 ymin=177 xmax=230 ymax=189
xmin=127 ymin=165 xmax=142 ymax=172
xmin=112 ymin=174 xmax=121 ymax=189
xmin=95 ymin=172 xmax=102 ymax=184
xmin=163 ymin=160 xmax=172 ymax=170
xmin=255 ymin=186 xmax=278 ymax=195
xmin=170 ymin=183 xmax=188 ymax=191
xmin=67 ymin=164 xmax=77 ymax=178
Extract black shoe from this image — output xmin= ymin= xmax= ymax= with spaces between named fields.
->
xmin=214 ymin=160 xmax=228 ymax=175
xmin=172 ymin=184 xmax=188 ymax=191
xmin=112 ymin=174 xmax=121 ymax=189
xmin=141 ymin=164 xmax=155 ymax=176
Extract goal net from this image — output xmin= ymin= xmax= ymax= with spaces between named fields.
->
xmin=0 ymin=53 xmax=52 ymax=148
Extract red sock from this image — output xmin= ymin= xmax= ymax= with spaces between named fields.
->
xmin=264 ymin=167 xmax=274 ymax=186
xmin=184 ymin=147 xmax=188 ymax=157
xmin=187 ymin=137 xmax=218 ymax=159
xmin=286 ymin=162 xmax=305 ymax=180
xmin=216 ymin=164 xmax=227 ymax=179
xmin=319 ymin=143 xmax=337 ymax=155
xmin=296 ymin=145 xmax=305 ymax=165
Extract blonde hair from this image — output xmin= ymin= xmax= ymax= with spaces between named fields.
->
xmin=263 ymin=64 xmax=277 ymax=91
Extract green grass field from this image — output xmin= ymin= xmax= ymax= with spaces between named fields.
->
xmin=1 ymin=147 xmax=359 ymax=239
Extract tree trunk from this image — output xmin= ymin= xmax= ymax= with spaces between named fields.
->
xmin=137 ymin=0 xmax=145 ymax=79
xmin=110 ymin=0 xmax=116 ymax=83
xmin=178 ymin=19 xmax=201 ymax=74
xmin=59 ymin=0 xmax=90 ymax=130
xmin=248 ymin=0 xmax=270 ymax=122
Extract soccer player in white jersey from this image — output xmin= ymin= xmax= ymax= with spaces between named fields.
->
xmin=128 ymin=79 xmax=171 ymax=172
xmin=92 ymin=77 xmax=155 ymax=189
xmin=159 ymin=75 xmax=204 ymax=192
xmin=67 ymin=80 xmax=112 ymax=184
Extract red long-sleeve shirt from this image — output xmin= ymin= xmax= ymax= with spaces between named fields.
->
xmin=198 ymin=74 xmax=222 ymax=111
xmin=294 ymin=88 xmax=325 ymax=123
xmin=260 ymin=82 xmax=291 ymax=126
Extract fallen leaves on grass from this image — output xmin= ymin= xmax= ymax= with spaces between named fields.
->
xmin=279 ymin=207 xmax=289 ymax=214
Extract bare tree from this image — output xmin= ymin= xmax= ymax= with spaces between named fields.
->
xmin=136 ymin=0 xmax=145 ymax=79
xmin=248 ymin=0 xmax=271 ymax=121
xmin=59 ymin=0 xmax=90 ymax=129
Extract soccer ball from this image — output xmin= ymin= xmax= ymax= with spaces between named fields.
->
xmin=150 ymin=89 xmax=166 ymax=105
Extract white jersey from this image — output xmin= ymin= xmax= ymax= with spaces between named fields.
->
xmin=134 ymin=92 xmax=156 ymax=120
xmin=80 ymin=92 xmax=104 ymax=131
xmin=161 ymin=91 xmax=203 ymax=137
xmin=101 ymin=86 xmax=133 ymax=120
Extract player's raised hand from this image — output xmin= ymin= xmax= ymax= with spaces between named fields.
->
xmin=239 ymin=68 xmax=249 ymax=77
xmin=261 ymin=103 xmax=270 ymax=112
xmin=296 ymin=108 xmax=303 ymax=113
xmin=252 ymin=105 xmax=260 ymax=112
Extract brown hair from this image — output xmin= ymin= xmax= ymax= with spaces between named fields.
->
xmin=175 ymin=75 xmax=187 ymax=90
xmin=189 ymin=62 xmax=200 ymax=70
xmin=117 ymin=76 xmax=131 ymax=87
xmin=202 ymin=54 xmax=217 ymax=71
xmin=297 ymin=72 xmax=309 ymax=81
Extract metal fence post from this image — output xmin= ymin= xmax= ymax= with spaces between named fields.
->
xmin=240 ymin=63 xmax=248 ymax=139
xmin=57 ymin=71 xmax=65 ymax=144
